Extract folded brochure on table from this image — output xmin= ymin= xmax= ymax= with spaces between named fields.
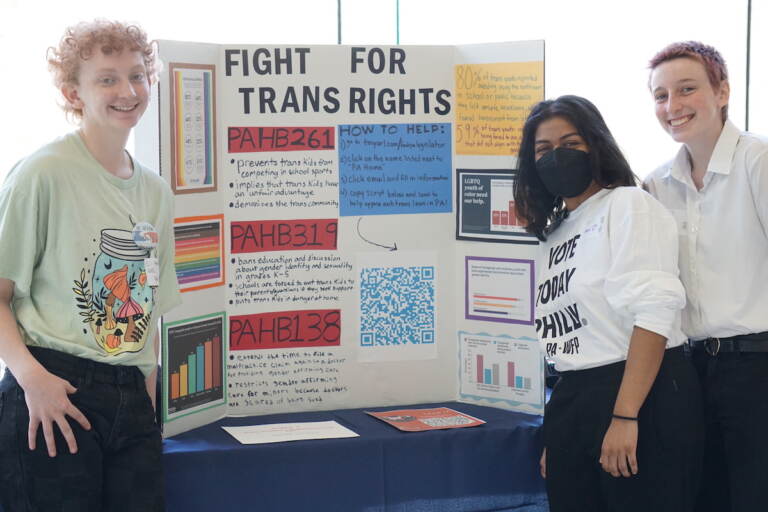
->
xmin=366 ymin=407 xmax=485 ymax=432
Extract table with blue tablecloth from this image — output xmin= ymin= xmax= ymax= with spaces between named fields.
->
xmin=162 ymin=401 xmax=548 ymax=512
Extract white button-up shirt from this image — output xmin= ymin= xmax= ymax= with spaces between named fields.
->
xmin=644 ymin=120 xmax=768 ymax=340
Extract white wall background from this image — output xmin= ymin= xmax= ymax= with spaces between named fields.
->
xmin=2 ymin=0 xmax=759 ymax=182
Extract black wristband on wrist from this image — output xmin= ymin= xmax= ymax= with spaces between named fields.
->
xmin=612 ymin=413 xmax=639 ymax=421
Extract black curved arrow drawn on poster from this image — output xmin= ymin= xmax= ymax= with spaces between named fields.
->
xmin=356 ymin=217 xmax=398 ymax=251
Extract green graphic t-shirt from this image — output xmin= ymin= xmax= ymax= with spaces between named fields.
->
xmin=0 ymin=132 xmax=182 ymax=376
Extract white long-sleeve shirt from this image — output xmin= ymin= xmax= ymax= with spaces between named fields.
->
xmin=535 ymin=186 xmax=686 ymax=372
xmin=644 ymin=121 xmax=768 ymax=340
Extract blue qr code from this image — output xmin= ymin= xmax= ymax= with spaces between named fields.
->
xmin=360 ymin=266 xmax=435 ymax=347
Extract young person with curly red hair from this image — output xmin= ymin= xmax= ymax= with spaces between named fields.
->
xmin=645 ymin=41 xmax=768 ymax=512
xmin=0 ymin=20 xmax=180 ymax=511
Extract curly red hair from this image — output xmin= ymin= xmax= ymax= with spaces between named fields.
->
xmin=48 ymin=20 xmax=158 ymax=119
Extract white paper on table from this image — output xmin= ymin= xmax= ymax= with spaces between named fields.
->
xmin=221 ymin=420 xmax=359 ymax=444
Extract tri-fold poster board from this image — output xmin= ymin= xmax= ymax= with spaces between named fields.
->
xmin=134 ymin=39 xmax=546 ymax=437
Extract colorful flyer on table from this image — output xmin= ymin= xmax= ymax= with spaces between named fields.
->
xmin=366 ymin=407 xmax=485 ymax=432
xmin=458 ymin=331 xmax=545 ymax=412
xmin=456 ymin=169 xmax=538 ymax=244
xmin=465 ymin=256 xmax=534 ymax=325
xmin=170 ymin=63 xmax=217 ymax=194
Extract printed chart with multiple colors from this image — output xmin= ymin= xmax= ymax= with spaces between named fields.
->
xmin=163 ymin=312 xmax=227 ymax=423
xmin=367 ymin=407 xmax=485 ymax=432
xmin=174 ymin=215 xmax=225 ymax=292
xmin=458 ymin=332 xmax=544 ymax=410
xmin=465 ymin=256 xmax=534 ymax=325
xmin=169 ymin=63 xmax=217 ymax=194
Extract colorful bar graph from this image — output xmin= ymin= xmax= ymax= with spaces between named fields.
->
xmin=471 ymin=293 xmax=520 ymax=318
xmin=172 ymin=337 xmax=223 ymax=398
xmin=476 ymin=356 xmax=534 ymax=390
xmin=165 ymin=313 xmax=226 ymax=419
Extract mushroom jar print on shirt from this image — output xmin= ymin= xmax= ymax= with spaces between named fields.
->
xmin=74 ymin=228 xmax=155 ymax=355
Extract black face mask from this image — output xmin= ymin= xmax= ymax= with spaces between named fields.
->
xmin=535 ymin=147 xmax=593 ymax=198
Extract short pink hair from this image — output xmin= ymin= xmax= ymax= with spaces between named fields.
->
xmin=649 ymin=41 xmax=729 ymax=120
xmin=47 ymin=19 xmax=158 ymax=119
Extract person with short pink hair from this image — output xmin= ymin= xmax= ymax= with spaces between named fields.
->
xmin=645 ymin=41 xmax=768 ymax=512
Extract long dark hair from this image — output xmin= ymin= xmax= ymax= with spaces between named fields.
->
xmin=513 ymin=95 xmax=637 ymax=241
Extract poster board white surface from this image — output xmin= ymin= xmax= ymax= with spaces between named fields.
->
xmin=136 ymin=40 xmax=545 ymax=437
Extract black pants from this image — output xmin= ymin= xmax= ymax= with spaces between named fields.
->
xmin=692 ymin=350 xmax=768 ymax=512
xmin=0 ymin=347 xmax=164 ymax=512
xmin=544 ymin=346 xmax=703 ymax=512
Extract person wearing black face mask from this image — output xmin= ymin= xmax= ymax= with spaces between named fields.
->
xmin=535 ymin=146 xmax=594 ymax=199
xmin=513 ymin=95 xmax=703 ymax=512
